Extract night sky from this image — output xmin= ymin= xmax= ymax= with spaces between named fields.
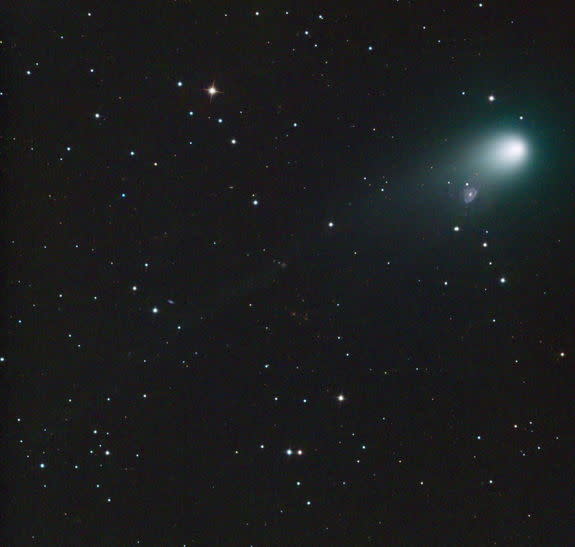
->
xmin=3 ymin=2 xmax=574 ymax=545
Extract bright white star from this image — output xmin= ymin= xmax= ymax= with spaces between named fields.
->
xmin=206 ymin=83 xmax=220 ymax=100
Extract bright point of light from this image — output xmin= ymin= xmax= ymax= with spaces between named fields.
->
xmin=337 ymin=394 xmax=345 ymax=402
xmin=286 ymin=449 xmax=293 ymax=455
xmin=207 ymin=84 xmax=218 ymax=96
xmin=177 ymin=81 xmax=183 ymax=87
xmin=453 ymin=226 xmax=460 ymax=232
xmin=94 ymin=113 xmax=100 ymax=118
xmin=297 ymin=449 xmax=303 ymax=455
xmin=500 ymin=277 xmax=506 ymax=284
xmin=252 ymin=199 xmax=259 ymax=206
xmin=231 ymin=138 xmax=236 ymax=144
xmin=488 ymin=95 xmax=495 ymax=102
xmin=152 ymin=307 xmax=159 ymax=314
xmin=328 ymin=221 xmax=334 ymax=228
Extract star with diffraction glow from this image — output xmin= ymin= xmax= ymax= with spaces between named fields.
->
xmin=205 ymin=82 xmax=220 ymax=101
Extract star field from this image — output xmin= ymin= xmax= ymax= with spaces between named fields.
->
xmin=3 ymin=2 xmax=574 ymax=545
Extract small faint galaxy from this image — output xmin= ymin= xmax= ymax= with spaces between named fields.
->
xmin=463 ymin=186 xmax=479 ymax=204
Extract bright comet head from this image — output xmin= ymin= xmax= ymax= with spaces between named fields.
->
xmin=497 ymin=136 xmax=527 ymax=165
xmin=473 ymin=133 xmax=529 ymax=175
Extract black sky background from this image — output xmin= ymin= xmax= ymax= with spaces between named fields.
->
xmin=2 ymin=1 xmax=575 ymax=545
